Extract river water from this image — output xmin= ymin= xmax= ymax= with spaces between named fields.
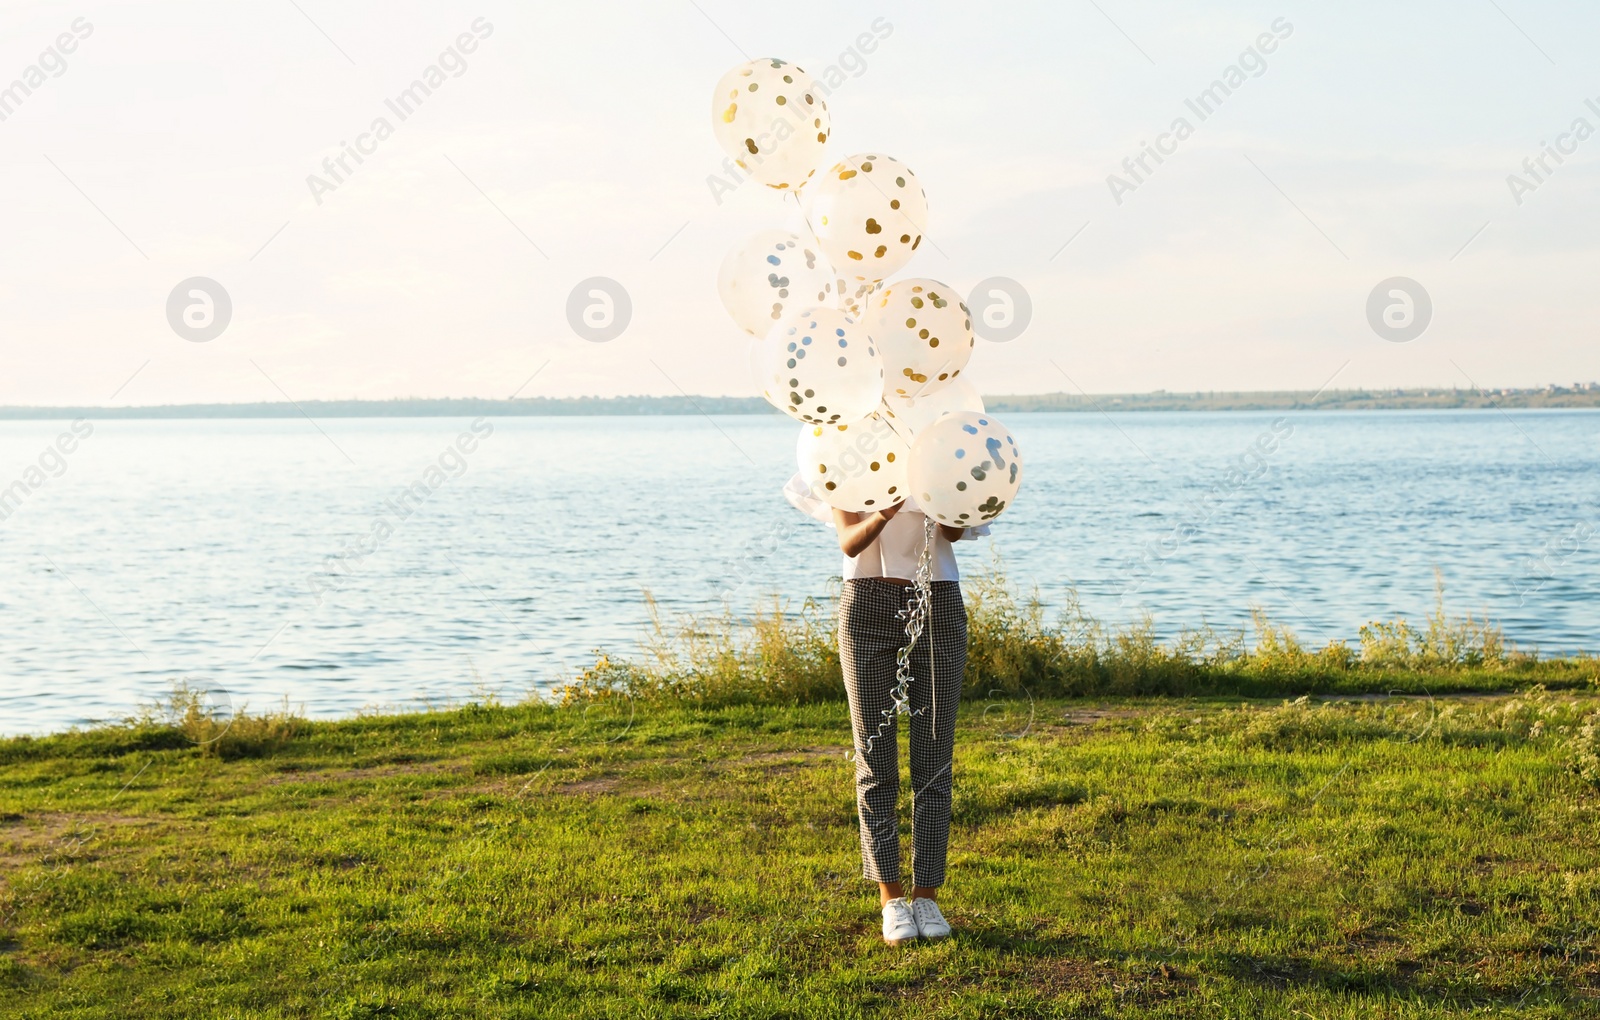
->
xmin=2 ymin=409 xmax=1595 ymax=735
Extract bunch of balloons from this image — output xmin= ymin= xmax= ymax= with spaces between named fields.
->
xmin=711 ymin=57 xmax=1022 ymax=528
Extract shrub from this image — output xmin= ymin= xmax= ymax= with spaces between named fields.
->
xmin=558 ymin=593 xmax=842 ymax=708
xmin=139 ymin=680 xmax=306 ymax=759
xmin=555 ymin=569 xmax=1591 ymax=706
xmin=1569 ymin=713 xmax=1600 ymax=784
xmin=1359 ymin=572 xmax=1518 ymax=670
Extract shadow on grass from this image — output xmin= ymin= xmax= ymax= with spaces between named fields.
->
xmin=945 ymin=924 xmax=1586 ymax=1011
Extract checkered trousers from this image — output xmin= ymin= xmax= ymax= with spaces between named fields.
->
xmin=838 ymin=577 xmax=967 ymax=888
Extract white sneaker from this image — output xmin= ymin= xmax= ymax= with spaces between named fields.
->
xmin=912 ymin=897 xmax=951 ymax=939
xmin=881 ymin=898 xmax=919 ymax=945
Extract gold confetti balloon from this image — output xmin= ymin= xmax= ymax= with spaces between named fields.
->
xmin=882 ymin=377 xmax=984 ymax=438
xmin=805 ymin=153 xmax=929 ymax=282
xmin=908 ymin=412 xmax=1022 ymax=527
xmin=795 ymin=412 xmax=910 ymax=513
xmin=717 ymin=230 xmax=838 ymax=337
xmin=866 ymin=278 xmax=974 ymax=400
xmin=710 ymin=59 xmax=831 ymax=191
xmin=752 ymin=305 xmax=883 ymax=426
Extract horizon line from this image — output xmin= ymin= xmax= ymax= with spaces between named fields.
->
xmin=2 ymin=383 xmax=1599 ymax=420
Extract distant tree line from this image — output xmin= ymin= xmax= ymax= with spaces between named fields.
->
xmin=2 ymin=387 xmax=1598 ymax=420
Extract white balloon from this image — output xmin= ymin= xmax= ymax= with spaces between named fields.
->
xmin=806 ymin=153 xmax=929 ymax=282
xmin=752 ymin=306 xmax=884 ymax=425
xmin=717 ymin=231 xmax=837 ymax=337
xmin=796 ymin=413 xmax=909 ymax=513
xmin=867 ymin=279 xmax=975 ymax=400
xmin=710 ymin=59 xmax=830 ymax=191
xmin=909 ymin=412 xmax=1022 ymax=527
xmin=882 ymin=378 xmax=984 ymax=438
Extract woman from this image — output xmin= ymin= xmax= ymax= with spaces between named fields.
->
xmin=831 ymin=497 xmax=971 ymax=945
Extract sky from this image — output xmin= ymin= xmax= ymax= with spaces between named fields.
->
xmin=1 ymin=0 xmax=1596 ymax=406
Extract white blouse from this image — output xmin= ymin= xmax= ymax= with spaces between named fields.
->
xmin=783 ymin=474 xmax=987 ymax=582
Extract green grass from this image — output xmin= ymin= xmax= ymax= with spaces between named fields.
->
xmin=3 ymin=685 xmax=1600 ymax=1018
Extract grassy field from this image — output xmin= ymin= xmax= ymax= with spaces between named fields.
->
xmin=3 ymin=683 xmax=1600 ymax=1018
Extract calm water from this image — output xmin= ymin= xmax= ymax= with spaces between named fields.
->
xmin=2 ymin=410 xmax=1597 ymax=736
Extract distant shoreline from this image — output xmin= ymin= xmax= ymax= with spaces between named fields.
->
xmin=3 ymin=387 xmax=1599 ymax=420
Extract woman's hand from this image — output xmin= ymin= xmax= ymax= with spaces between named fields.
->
xmin=938 ymin=523 xmax=964 ymax=542
xmin=832 ymin=503 xmax=903 ymax=557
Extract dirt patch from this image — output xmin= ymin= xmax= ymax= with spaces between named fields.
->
xmin=998 ymin=953 xmax=1195 ymax=1002
xmin=1059 ymin=706 xmax=1150 ymax=726
xmin=1057 ymin=959 xmax=1189 ymax=1001
xmin=981 ymin=708 xmax=1145 ymax=739
xmin=0 ymin=811 xmax=159 ymax=871
xmin=260 ymin=761 xmax=464 ymax=786
xmin=732 ymin=746 xmax=846 ymax=769
xmin=535 ymin=748 xmax=846 ymax=797
xmin=557 ymin=776 xmax=623 ymax=796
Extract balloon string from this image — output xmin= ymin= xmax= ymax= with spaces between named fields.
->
xmin=877 ymin=399 xmax=914 ymax=447
xmin=847 ymin=515 xmax=937 ymax=763
xmin=928 ymin=514 xmax=938 ymax=740
xmin=788 ymin=189 xmax=819 ymax=239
